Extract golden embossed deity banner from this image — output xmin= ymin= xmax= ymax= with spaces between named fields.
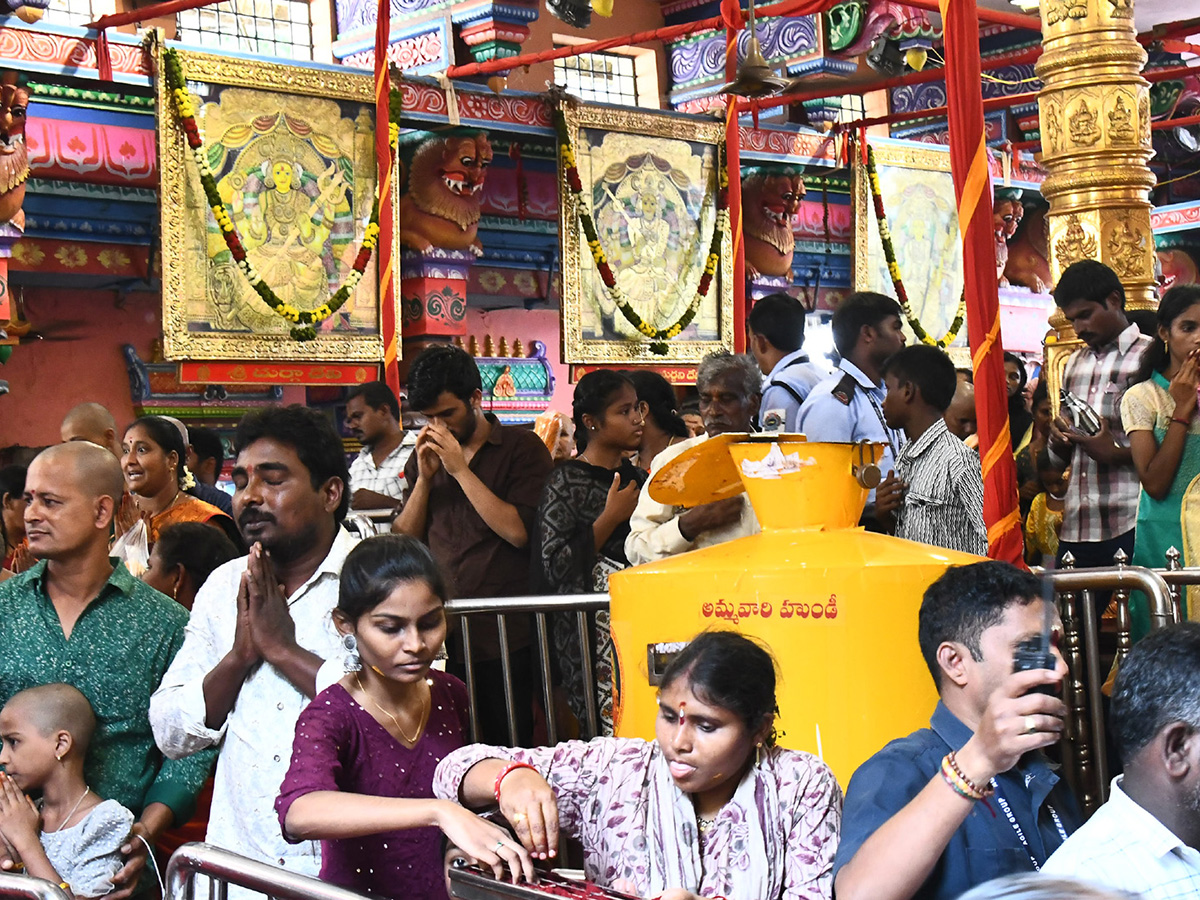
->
xmin=559 ymin=104 xmax=734 ymax=364
xmin=157 ymin=45 xmax=397 ymax=362
xmin=853 ymin=138 xmax=966 ymax=353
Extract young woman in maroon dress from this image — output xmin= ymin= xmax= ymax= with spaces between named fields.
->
xmin=276 ymin=535 xmax=533 ymax=899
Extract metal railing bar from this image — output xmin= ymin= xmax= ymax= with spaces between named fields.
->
xmin=460 ymin=616 xmax=479 ymax=744
xmin=0 ymin=874 xmax=70 ymax=900
xmin=497 ymin=613 xmax=518 ymax=746
xmin=577 ymin=609 xmax=599 ymax=738
xmin=1076 ymin=589 xmax=1109 ymax=802
xmin=166 ymin=844 xmax=368 ymax=900
xmin=535 ymin=611 xmax=558 ymax=744
xmin=445 ymin=595 xmax=610 ymax=615
xmin=1047 ymin=566 xmax=1174 ymax=630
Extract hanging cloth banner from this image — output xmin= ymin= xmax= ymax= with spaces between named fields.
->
xmin=938 ymin=0 xmax=1024 ymax=564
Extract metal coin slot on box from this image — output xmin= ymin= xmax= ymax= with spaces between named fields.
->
xmin=645 ymin=641 xmax=688 ymax=686
xmin=449 ymin=862 xmax=644 ymax=900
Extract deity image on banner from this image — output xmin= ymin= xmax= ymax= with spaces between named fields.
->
xmin=853 ymin=139 xmax=966 ymax=353
xmin=559 ymin=105 xmax=733 ymax=364
xmin=158 ymin=48 xmax=390 ymax=362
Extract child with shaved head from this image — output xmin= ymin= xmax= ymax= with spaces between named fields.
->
xmin=0 ymin=683 xmax=134 ymax=897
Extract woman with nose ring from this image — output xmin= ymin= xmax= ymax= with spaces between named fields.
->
xmin=433 ymin=631 xmax=842 ymax=900
xmin=1121 ymin=284 xmax=1200 ymax=636
xmin=276 ymin=535 xmax=535 ymax=898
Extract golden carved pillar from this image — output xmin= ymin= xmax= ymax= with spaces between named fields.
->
xmin=1036 ymin=0 xmax=1157 ymax=395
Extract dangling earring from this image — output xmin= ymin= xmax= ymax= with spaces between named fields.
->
xmin=755 ymin=742 xmax=762 ymax=767
xmin=341 ymin=633 xmax=360 ymax=672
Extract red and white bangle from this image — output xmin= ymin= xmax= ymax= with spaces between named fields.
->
xmin=493 ymin=761 xmax=537 ymax=803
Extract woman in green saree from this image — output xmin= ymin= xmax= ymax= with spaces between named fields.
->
xmin=1121 ymin=284 xmax=1200 ymax=638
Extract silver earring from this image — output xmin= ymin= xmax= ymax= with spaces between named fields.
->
xmin=341 ymin=633 xmax=360 ymax=672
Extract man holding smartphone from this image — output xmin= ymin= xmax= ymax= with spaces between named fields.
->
xmin=834 ymin=562 xmax=1082 ymax=900
xmin=1048 ymin=260 xmax=1151 ymax=570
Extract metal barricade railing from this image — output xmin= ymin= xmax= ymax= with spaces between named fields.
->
xmin=0 ymin=874 xmax=69 ymax=900
xmin=1047 ymin=558 xmax=1175 ymax=815
xmin=165 ymin=843 xmax=368 ymax=900
xmin=445 ymin=594 xmax=611 ymax=746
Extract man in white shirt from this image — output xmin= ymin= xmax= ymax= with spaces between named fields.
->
xmin=151 ymin=405 xmax=355 ymax=884
xmin=1043 ymin=622 xmax=1200 ymax=899
xmin=625 ymin=351 xmax=760 ymax=565
xmin=746 ymin=291 xmax=827 ymax=431
xmin=344 ymin=380 xmax=406 ymax=510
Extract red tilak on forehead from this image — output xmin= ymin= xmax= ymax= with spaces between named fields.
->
xmin=679 ymin=701 xmax=686 ymax=723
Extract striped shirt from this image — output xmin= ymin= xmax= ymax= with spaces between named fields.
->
xmin=894 ymin=418 xmax=987 ymax=555
xmin=1051 ymin=323 xmax=1151 ymax=543
xmin=1044 ymin=776 xmax=1200 ymax=899
xmin=348 ymin=440 xmax=408 ymax=501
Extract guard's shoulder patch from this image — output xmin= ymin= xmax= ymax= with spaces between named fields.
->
xmin=831 ymin=372 xmax=858 ymax=407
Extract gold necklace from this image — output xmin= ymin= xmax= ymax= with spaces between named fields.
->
xmin=353 ymin=671 xmax=430 ymax=744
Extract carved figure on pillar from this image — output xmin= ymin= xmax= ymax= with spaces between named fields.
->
xmin=742 ymin=169 xmax=804 ymax=279
xmin=0 ymin=72 xmax=29 ymax=232
xmin=398 ymin=132 xmax=493 ymax=256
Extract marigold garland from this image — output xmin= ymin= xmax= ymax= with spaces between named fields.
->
xmin=554 ymin=105 xmax=727 ymax=356
xmin=865 ymin=144 xmax=966 ymax=350
xmin=163 ymin=47 xmax=382 ymax=342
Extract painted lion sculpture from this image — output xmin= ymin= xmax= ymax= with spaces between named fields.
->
xmin=742 ymin=171 xmax=805 ymax=278
xmin=398 ymin=132 xmax=493 ymax=256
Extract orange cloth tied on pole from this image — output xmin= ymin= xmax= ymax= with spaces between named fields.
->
xmin=937 ymin=0 xmax=1023 ymax=563
xmin=375 ymin=0 xmax=400 ymax=394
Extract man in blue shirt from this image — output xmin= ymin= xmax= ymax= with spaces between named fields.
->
xmin=797 ymin=291 xmax=907 ymax=523
xmin=746 ymin=291 xmax=827 ymax=431
xmin=834 ymin=561 xmax=1081 ymax=900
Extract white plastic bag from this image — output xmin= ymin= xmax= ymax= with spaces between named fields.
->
xmin=111 ymin=518 xmax=150 ymax=577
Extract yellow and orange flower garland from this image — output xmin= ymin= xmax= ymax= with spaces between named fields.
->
xmin=865 ymin=144 xmax=966 ymax=350
xmin=163 ymin=47 xmax=382 ymax=342
xmin=554 ymin=106 xmax=727 ymax=355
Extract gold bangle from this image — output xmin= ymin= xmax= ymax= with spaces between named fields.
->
xmin=58 ymin=883 xmax=69 ymax=891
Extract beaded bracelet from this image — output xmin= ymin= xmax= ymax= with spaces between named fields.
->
xmin=940 ymin=752 xmax=994 ymax=800
xmin=493 ymin=761 xmax=537 ymax=803
xmin=946 ymin=750 xmax=994 ymax=797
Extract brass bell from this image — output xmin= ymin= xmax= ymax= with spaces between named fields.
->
xmin=853 ymin=440 xmax=882 ymax=489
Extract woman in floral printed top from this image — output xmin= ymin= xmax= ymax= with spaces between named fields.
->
xmin=434 ymin=631 xmax=842 ymax=900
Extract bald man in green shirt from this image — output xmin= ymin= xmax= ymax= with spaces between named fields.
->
xmin=0 ymin=442 xmax=214 ymax=896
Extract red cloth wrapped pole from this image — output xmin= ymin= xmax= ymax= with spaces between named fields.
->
xmin=939 ymin=0 xmax=1023 ymax=563
xmin=375 ymin=0 xmax=399 ymax=394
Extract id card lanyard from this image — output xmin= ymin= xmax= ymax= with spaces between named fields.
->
xmin=990 ymin=780 xmax=1069 ymax=872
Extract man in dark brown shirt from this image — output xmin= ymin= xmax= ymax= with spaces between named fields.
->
xmin=394 ymin=344 xmax=553 ymax=744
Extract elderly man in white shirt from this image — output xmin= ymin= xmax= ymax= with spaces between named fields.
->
xmin=626 ymin=351 xmax=761 ymax=565
xmin=151 ymin=406 xmax=357 ymax=890
xmin=1043 ymin=622 xmax=1200 ymax=899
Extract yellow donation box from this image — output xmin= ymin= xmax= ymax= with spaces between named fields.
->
xmin=608 ymin=436 xmax=982 ymax=786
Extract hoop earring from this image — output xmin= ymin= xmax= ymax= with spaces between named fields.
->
xmin=341 ymin=633 xmax=360 ymax=672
